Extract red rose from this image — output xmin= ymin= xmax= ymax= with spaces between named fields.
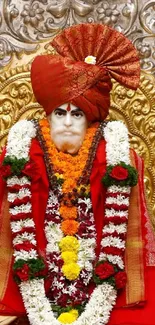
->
xmin=0 ymin=165 xmax=12 ymax=178
xmin=16 ymin=264 xmax=30 ymax=281
xmin=114 ymin=271 xmax=127 ymax=289
xmin=95 ymin=262 xmax=115 ymax=280
xmin=110 ymin=166 xmax=128 ymax=181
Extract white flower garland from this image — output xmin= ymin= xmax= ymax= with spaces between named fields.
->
xmin=5 ymin=119 xmax=132 ymax=325
xmin=8 ymin=188 xmax=31 ymax=202
xmin=100 ymin=121 xmax=131 ymax=271
xmin=7 ymin=176 xmax=31 ymax=187
xmin=10 ymin=203 xmax=32 ymax=215
xmin=20 ymin=279 xmax=117 ymax=325
xmin=6 ymin=121 xmax=38 ymax=264
xmin=11 ymin=219 xmax=35 ymax=233
xmin=6 ymin=120 xmax=36 ymax=159
xmin=104 ymin=121 xmax=130 ymax=165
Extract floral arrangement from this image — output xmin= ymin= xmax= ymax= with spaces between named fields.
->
xmin=1 ymin=119 xmax=138 ymax=325
xmin=0 ymin=121 xmax=47 ymax=283
xmin=102 ymin=162 xmax=138 ymax=187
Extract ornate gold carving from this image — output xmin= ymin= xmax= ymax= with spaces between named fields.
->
xmin=109 ymin=72 xmax=155 ymax=223
xmin=0 ymin=1 xmax=155 ymax=75
xmin=0 ymin=64 xmax=45 ymax=149
xmin=0 ymin=64 xmax=155 ymax=222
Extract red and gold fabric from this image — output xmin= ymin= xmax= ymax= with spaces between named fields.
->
xmin=31 ymin=23 xmax=140 ymax=121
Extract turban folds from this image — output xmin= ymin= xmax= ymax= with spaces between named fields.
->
xmin=31 ymin=23 xmax=140 ymax=121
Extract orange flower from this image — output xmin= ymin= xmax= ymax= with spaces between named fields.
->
xmin=39 ymin=119 xmax=48 ymax=127
xmin=42 ymin=127 xmax=50 ymax=135
xmin=46 ymin=139 xmax=53 ymax=147
xmin=39 ymin=119 xmax=98 ymax=195
xmin=60 ymin=205 xmax=77 ymax=220
xmin=42 ymin=134 xmax=50 ymax=140
xmin=61 ymin=220 xmax=79 ymax=235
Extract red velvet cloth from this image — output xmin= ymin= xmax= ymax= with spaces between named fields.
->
xmin=0 ymin=139 xmax=155 ymax=325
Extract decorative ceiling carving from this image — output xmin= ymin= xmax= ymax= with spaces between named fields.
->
xmin=0 ymin=0 xmax=155 ymax=76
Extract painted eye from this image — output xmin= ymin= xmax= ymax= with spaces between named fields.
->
xmin=55 ymin=110 xmax=65 ymax=116
xmin=73 ymin=112 xmax=83 ymax=118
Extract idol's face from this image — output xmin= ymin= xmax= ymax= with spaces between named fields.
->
xmin=48 ymin=103 xmax=88 ymax=154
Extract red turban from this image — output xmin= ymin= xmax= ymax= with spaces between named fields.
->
xmin=31 ymin=23 xmax=140 ymax=122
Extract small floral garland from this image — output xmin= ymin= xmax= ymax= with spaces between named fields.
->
xmin=37 ymin=119 xmax=103 ymax=319
xmin=0 ymin=121 xmax=47 ymax=282
xmin=0 ymin=119 xmax=138 ymax=325
xmin=44 ymin=189 xmax=96 ymax=317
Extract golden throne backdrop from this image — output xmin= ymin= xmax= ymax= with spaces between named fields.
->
xmin=0 ymin=0 xmax=155 ymax=224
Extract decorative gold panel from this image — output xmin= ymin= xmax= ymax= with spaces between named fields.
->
xmin=109 ymin=73 xmax=155 ymax=225
xmin=0 ymin=65 xmax=155 ymax=223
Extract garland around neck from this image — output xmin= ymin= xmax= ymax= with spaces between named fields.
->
xmin=3 ymin=119 xmax=135 ymax=325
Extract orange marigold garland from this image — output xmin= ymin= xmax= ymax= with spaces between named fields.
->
xmin=61 ymin=220 xmax=79 ymax=236
xmin=39 ymin=118 xmax=99 ymax=194
xmin=38 ymin=119 xmax=102 ymax=242
xmin=59 ymin=206 xmax=77 ymax=220
xmin=35 ymin=118 xmax=106 ymax=316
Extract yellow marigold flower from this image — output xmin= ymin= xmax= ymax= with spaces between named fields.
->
xmin=70 ymin=310 xmax=78 ymax=317
xmin=69 ymin=309 xmax=79 ymax=320
xmin=58 ymin=310 xmax=78 ymax=324
xmin=60 ymin=205 xmax=77 ymax=220
xmin=62 ymin=263 xmax=80 ymax=280
xmin=61 ymin=220 xmax=79 ymax=235
xmin=55 ymin=173 xmax=64 ymax=179
xmin=61 ymin=251 xmax=77 ymax=264
xmin=59 ymin=236 xmax=79 ymax=252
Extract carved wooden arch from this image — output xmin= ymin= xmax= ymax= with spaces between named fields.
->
xmin=0 ymin=65 xmax=155 ymax=224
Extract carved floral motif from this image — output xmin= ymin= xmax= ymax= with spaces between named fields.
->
xmin=97 ymin=3 xmax=120 ymax=25
xmin=21 ymin=3 xmax=44 ymax=27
